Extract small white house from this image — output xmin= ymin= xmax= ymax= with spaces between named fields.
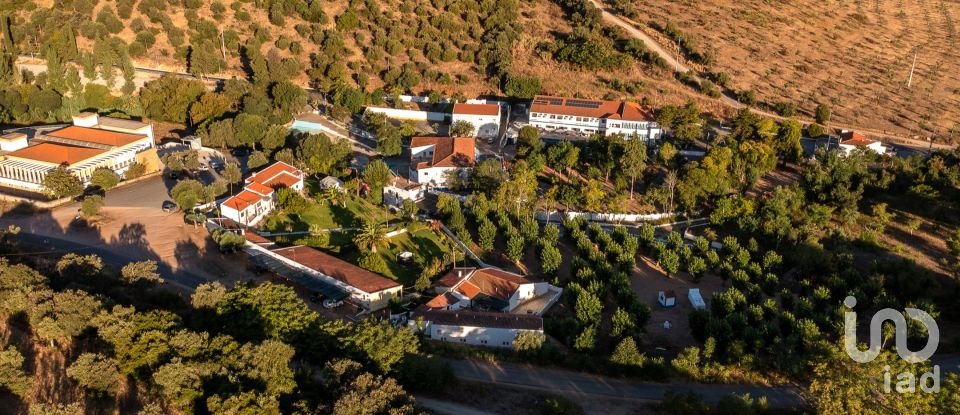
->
xmin=837 ymin=130 xmax=885 ymax=156
xmin=688 ymin=288 xmax=706 ymax=310
xmin=412 ymin=309 xmax=544 ymax=348
xmin=409 ymin=136 xmax=476 ymax=189
xmin=220 ymin=161 xmax=304 ymax=226
xmin=658 ymin=290 xmax=677 ymax=308
xmin=451 ymin=103 xmax=501 ymax=139
xmin=383 ymin=174 xmax=424 ymax=206
xmin=319 ymin=176 xmax=343 ymax=191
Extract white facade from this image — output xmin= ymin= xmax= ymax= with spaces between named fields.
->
xmin=424 ymin=322 xmax=538 ymax=348
xmin=383 ymin=176 xmax=424 ymax=206
xmin=530 ymin=113 xmax=662 ymax=140
xmin=220 ymin=190 xmax=275 ymax=226
xmin=0 ymin=115 xmax=155 ymax=193
xmin=410 ymin=166 xmax=467 ymax=188
xmin=451 ymin=104 xmax=501 ymax=138
xmin=528 ymin=96 xmax=661 ymax=141
xmin=220 ymin=162 xmax=304 ymax=226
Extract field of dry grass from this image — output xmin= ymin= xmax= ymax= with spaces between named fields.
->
xmin=627 ymin=0 xmax=960 ymax=139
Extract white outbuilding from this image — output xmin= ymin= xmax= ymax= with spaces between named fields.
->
xmin=688 ymin=288 xmax=706 ymax=310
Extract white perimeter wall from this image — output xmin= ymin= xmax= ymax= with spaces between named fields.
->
xmin=365 ymin=107 xmax=447 ymax=122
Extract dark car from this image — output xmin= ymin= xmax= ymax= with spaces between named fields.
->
xmin=230 ymin=148 xmax=250 ymax=157
xmin=161 ymin=200 xmax=177 ymax=212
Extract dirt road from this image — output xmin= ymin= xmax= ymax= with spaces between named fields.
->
xmin=586 ymin=0 xmax=953 ymax=151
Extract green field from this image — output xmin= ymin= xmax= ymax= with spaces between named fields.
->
xmin=262 ymin=195 xmax=396 ymax=232
xmin=262 ymin=193 xmax=456 ymax=286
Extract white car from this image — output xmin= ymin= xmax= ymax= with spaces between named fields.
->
xmin=322 ymin=299 xmax=344 ymax=309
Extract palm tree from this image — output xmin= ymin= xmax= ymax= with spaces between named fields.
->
xmin=353 ymin=220 xmax=387 ymax=253
xmin=317 ymin=187 xmax=345 ymax=207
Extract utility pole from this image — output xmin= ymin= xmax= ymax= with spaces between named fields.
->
xmin=908 ymin=50 xmax=918 ymax=88
xmin=219 ymin=28 xmax=227 ymax=61
xmin=676 ymin=37 xmax=681 ymax=73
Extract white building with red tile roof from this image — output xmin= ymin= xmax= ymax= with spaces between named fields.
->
xmin=413 ymin=267 xmax=560 ymax=348
xmin=529 ymin=95 xmax=661 ymax=140
xmin=219 ymin=161 xmax=305 ymax=226
xmin=0 ymin=113 xmax=155 ymax=194
xmin=451 ymin=103 xmax=502 ymax=139
xmin=423 ymin=267 xmax=561 ymax=315
xmin=409 ymin=136 xmax=476 ymax=189
xmin=838 ymin=130 xmax=885 ymax=156
xmin=270 ymin=245 xmax=402 ymax=311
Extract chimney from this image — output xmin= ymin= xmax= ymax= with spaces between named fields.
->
xmin=72 ymin=112 xmax=99 ymax=128
xmin=457 ymin=270 xmax=462 ymax=278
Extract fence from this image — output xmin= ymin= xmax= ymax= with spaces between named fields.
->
xmin=535 ymin=211 xmax=675 ymax=224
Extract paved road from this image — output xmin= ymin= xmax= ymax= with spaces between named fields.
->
xmin=447 ymin=359 xmax=807 ymax=408
xmin=416 ymin=397 xmax=495 ymax=415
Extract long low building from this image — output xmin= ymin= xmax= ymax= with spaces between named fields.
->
xmin=0 ymin=113 xmax=157 ymax=194
xmin=529 ymin=95 xmax=661 ymax=141
xmin=413 ymin=309 xmax=543 ymax=348
xmin=270 ymin=245 xmax=403 ymax=311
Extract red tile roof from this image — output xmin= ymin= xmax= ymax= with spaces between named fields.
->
xmin=453 ymin=103 xmax=500 ymax=116
xmin=272 ymin=246 xmax=401 ymax=293
xmin=222 ymin=190 xmax=267 ymax=211
xmin=46 ymin=125 xmax=146 ymax=147
xmin=417 ymin=309 xmax=543 ymax=330
xmin=245 ymin=181 xmax=275 ymax=196
xmin=530 ymin=95 xmax=655 ymax=122
xmin=245 ymin=231 xmax=273 ymax=244
xmin=248 ymin=161 xmax=302 ymax=187
xmin=840 ymin=131 xmax=877 ymax=146
xmin=458 ymin=281 xmax=481 ymax=299
xmin=7 ymin=143 xmax=106 ymax=165
xmin=437 ymin=267 xmax=476 ymax=287
xmin=424 ymin=292 xmax=460 ymax=309
xmin=409 ymin=136 xmax=476 ymax=169
xmin=262 ymin=172 xmax=301 ymax=188
xmin=468 ymin=268 xmax=524 ymax=301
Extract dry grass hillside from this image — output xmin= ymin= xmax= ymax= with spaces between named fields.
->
xmin=624 ymin=0 xmax=960 ymax=139
xmin=10 ymin=0 xmax=715 ymax=110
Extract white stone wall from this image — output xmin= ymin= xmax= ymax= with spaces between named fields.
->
xmin=427 ymin=323 xmax=537 ymax=348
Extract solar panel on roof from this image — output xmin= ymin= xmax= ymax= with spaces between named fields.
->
xmin=534 ymin=97 xmax=563 ymax=106
xmin=565 ymin=99 xmax=602 ymax=109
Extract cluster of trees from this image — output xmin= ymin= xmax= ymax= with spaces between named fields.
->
xmin=544 ymin=219 xmax=666 ymax=377
xmin=540 ymin=0 xmax=668 ymax=73
xmin=650 ymin=21 xmax=714 ymax=66
xmin=667 ymin=144 xmax=960 ymax=410
xmin=0 ymin=240 xmax=435 ymax=413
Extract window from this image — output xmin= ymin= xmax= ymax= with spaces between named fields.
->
xmin=460 ymin=338 xmax=466 ymax=343
xmin=480 ymin=340 xmax=487 ymax=344
xmin=502 ymin=341 xmax=511 ymax=346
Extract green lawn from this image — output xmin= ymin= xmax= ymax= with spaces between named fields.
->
xmin=374 ymin=226 xmax=453 ymax=285
xmin=262 ymin=192 xmax=455 ymax=286
xmin=262 ymin=195 xmax=396 ymax=232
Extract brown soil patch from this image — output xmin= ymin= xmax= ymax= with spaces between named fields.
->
xmin=631 ymin=256 xmax=724 ymax=352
